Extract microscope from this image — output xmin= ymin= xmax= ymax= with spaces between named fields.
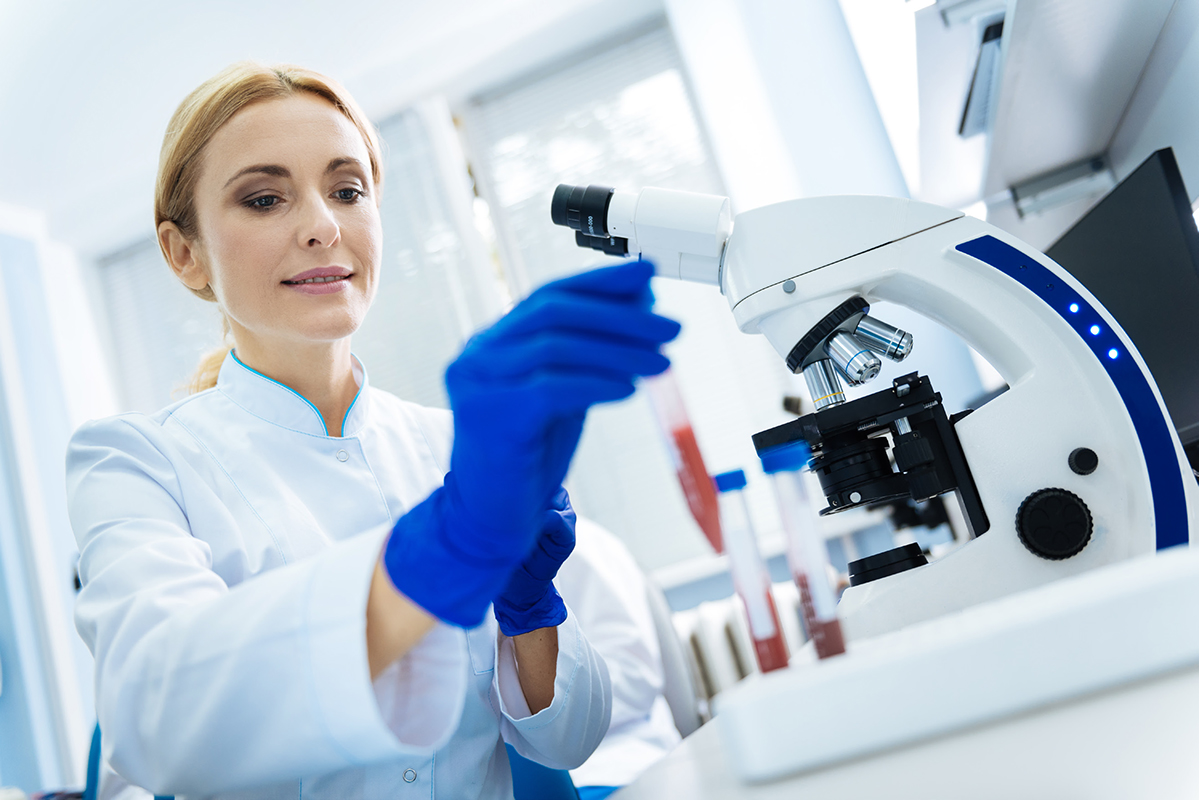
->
xmin=551 ymin=183 xmax=1199 ymax=641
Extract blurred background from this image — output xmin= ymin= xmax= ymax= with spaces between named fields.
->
xmin=2 ymin=0 xmax=1198 ymax=791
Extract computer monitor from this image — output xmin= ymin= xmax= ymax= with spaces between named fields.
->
xmin=1047 ymin=148 xmax=1199 ymax=461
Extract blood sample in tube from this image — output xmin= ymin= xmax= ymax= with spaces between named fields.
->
xmin=760 ymin=442 xmax=847 ymax=659
xmin=646 ymin=371 xmax=723 ymax=552
xmin=714 ymin=469 xmax=790 ymax=673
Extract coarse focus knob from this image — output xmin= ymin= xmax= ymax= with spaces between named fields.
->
xmin=1016 ymin=488 xmax=1092 ymax=560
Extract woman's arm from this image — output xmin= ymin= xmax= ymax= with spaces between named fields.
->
xmin=366 ymin=559 xmax=436 ymax=678
xmin=511 ymin=626 xmax=559 ymax=713
xmin=496 ymin=612 xmax=612 ymax=770
xmin=70 ymin=417 xmax=467 ymax=796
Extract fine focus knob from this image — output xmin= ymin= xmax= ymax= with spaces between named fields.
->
xmin=1016 ymin=488 xmax=1093 ymax=560
xmin=1068 ymin=447 xmax=1099 ymax=476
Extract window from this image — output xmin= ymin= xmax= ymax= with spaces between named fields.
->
xmin=353 ymin=101 xmax=504 ymax=408
xmin=96 ymin=239 xmax=224 ymax=413
xmin=462 ymin=25 xmax=806 ymax=570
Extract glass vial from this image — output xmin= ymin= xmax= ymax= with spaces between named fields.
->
xmin=713 ymin=469 xmax=789 ymax=673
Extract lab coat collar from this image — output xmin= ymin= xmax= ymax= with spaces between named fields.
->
xmin=217 ymin=350 xmax=371 ymax=438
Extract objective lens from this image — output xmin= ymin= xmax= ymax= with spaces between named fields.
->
xmin=803 ymin=360 xmax=846 ymax=410
xmin=825 ymin=332 xmax=882 ymax=385
xmin=551 ymin=184 xmax=615 ymax=238
xmin=854 ymin=315 xmax=913 ymax=361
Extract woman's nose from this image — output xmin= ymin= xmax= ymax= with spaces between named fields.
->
xmin=298 ymin=195 xmax=340 ymax=249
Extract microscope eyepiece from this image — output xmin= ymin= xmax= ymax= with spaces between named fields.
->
xmin=551 ymin=184 xmax=615 ymax=237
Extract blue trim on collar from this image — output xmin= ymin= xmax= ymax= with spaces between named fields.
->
xmin=341 ymin=382 xmax=363 ymax=436
xmin=229 ymin=350 xmax=329 ymax=436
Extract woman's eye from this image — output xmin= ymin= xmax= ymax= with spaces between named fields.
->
xmin=246 ymin=195 xmax=279 ymax=209
xmin=335 ymin=188 xmax=363 ymax=202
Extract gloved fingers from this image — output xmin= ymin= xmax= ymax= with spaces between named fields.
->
xmin=538 ymin=510 xmax=576 ymax=559
xmin=452 ymin=333 xmax=671 ymax=381
xmin=453 ymin=368 xmax=641 ymax=420
xmin=542 ymin=416 xmax=586 ymax=488
xmin=536 ymin=259 xmax=657 ymax=299
xmin=492 ymin=293 xmax=681 ymax=345
xmin=522 ymin=371 xmax=639 ymax=414
xmin=547 ymin=486 xmax=575 ymax=518
xmin=519 ymin=516 xmax=576 ymax=582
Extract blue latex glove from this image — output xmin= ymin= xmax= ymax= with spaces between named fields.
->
xmin=385 ymin=260 xmax=679 ymax=627
xmin=493 ymin=488 xmax=576 ymax=636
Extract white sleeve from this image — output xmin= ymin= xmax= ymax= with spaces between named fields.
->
xmin=554 ymin=518 xmax=682 ymax=785
xmin=493 ymin=610 xmax=612 ymax=770
xmin=68 ymin=417 xmax=467 ymax=796
xmin=556 ymin=519 xmax=668 ymax=731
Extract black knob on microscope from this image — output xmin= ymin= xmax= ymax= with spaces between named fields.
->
xmin=1068 ymin=447 xmax=1099 ymax=475
xmin=1016 ymin=488 xmax=1093 ymax=560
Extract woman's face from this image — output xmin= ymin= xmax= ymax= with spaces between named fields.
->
xmin=176 ymin=93 xmax=382 ymax=351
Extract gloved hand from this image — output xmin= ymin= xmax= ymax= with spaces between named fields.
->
xmin=384 ymin=259 xmax=679 ymax=627
xmin=493 ymin=488 xmax=576 ymax=636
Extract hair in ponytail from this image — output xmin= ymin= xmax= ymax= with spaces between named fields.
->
xmin=181 ymin=315 xmax=234 ymax=397
xmin=154 ymin=61 xmax=382 ymax=393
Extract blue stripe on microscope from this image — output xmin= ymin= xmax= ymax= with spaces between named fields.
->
xmin=955 ymin=234 xmax=1188 ymax=550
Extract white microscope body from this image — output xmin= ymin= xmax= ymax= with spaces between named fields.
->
xmin=552 ymin=184 xmax=1199 ymax=641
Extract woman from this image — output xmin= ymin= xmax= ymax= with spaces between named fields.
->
xmin=67 ymin=62 xmax=679 ymax=799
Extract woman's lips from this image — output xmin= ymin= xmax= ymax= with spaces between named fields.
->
xmin=282 ymin=267 xmax=353 ymax=295
xmin=283 ymin=274 xmax=352 ymax=295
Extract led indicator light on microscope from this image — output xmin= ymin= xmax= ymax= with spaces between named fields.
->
xmin=1108 ymin=348 xmax=1119 ymax=360
xmin=1090 ymin=324 xmax=1101 ymax=335
xmin=1069 ymin=303 xmax=1079 ymax=313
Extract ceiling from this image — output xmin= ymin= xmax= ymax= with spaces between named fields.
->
xmin=0 ymin=0 xmax=662 ymax=258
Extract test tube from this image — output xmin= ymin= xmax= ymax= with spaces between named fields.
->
xmin=713 ymin=469 xmax=789 ymax=673
xmin=758 ymin=442 xmax=846 ymax=659
xmin=645 ymin=370 xmax=723 ymax=552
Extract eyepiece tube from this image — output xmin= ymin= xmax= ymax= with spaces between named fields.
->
xmin=550 ymin=182 xmax=732 ymax=283
xmin=551 ymin=184 xmax=615 ymax=238
xmin=854 ymin=315 xmax=914 ymax=362
xmin=825 ymin=332 xmax=882 ymax=385
xmin=574 ymin=231 xmax=629 ymax=256
xmin=803 ymin=360 xmax=846 ymax=411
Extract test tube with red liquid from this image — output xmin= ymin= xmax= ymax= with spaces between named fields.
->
xmin=644 ymin=370 xmax=723 ymax=552
xmin=759 ymin=442 xmax=846 ymax=659
xmin=713 ymin=469 xmax=790 ymax=673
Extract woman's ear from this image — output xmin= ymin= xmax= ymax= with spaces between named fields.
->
xmin=158 ymin=221 xmax=210 ymax=292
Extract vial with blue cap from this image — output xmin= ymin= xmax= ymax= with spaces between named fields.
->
xmin=713 ymin=469 xmax=790 ymax=673
xmin=759 ymin=442 xmax=846 ymax=659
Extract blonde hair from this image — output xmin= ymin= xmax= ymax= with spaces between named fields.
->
xmin=155 ymin=61 xmax=383 ymax=393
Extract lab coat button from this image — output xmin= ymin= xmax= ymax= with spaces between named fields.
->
xmin=335 ymin=449 xmax=349 ymax=462
xmin=403 ymin=768 xmax=417 ymax=783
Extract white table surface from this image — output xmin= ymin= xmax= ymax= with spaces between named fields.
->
xmin=614 ymin=661 xmax=1199 ymax=799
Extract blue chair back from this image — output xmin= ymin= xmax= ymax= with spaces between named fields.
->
xmin=85 ymin=724 xmax=173 ymax=800
xmin=505 ymin=743 xmax=579 ymax=800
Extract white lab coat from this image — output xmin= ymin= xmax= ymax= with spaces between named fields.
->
xmin=67 ymin=352 xmax=611 ymax=800
xmin=557 ymin=520 xmax=681 ymax=788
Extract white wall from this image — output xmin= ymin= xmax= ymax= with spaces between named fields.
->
xmin=982 ymin=0 xmax=1199 ymax=253
xmin=1109 ymin=0 xmax=1199 ymax=196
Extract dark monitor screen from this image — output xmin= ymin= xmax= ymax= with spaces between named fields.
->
xmin=1047 ymin=148 xmax=1199 ymax=447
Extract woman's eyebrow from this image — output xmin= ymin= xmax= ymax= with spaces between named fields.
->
xmin=326 ymin=157 xmax=366 ymax=175
xmin=224 ymin=164 xmax=290 ymax=189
